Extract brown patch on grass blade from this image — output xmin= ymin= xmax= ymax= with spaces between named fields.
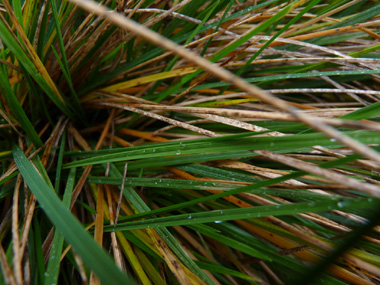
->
xmin=105 ymin=185 xmax=126 ymax=271
xmin=122 ymin=104 xmax=380 ymax=132
xmin=92 ymin=102 xmax=217 ymax=137
xmin=0 ymin=241 xmax=16 ymax=285
xmin=148 ymin=229 xmax=204 ymax=285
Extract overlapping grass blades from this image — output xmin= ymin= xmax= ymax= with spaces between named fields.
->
xmin=2 ymin=0 xmax=380 ymax=284
xmin=12 ymin=145 xmax=133 ymax=284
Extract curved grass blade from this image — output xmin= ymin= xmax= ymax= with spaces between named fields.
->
xmin=12 ymin=145 xmax=134 ymax=284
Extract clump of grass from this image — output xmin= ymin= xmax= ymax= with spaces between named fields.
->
xmin=1 ymin=0 xmax=380 ymax=284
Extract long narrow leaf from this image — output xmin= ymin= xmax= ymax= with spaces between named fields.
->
xmin=105 ymin=198 xmax=374 ymax=232
xmin=12 ymin=145 xmax=134 ymax=284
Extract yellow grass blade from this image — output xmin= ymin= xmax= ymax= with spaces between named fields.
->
xmin=101 ymin=67 xmax=197 ymax=92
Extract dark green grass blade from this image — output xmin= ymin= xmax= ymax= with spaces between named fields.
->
xmin=12 ymin=145 xmax=134 ymax=284
xmin=33 ymin=218 xmax=46 ymax=283
xmin=45 ymin=167 xmax=76 ymax=285
xmin=50 ymin=0 xmax=84 ymax=119
xmin=190 ymin=224 xmax=272 ymax=261
xmin=87 ymin=176 xmax=238 ymax=191
xmin=54 ymin=130 xmax=66 ymax=193
xmin=329 ymin=2 xmax=380 ymax=29
xmin=0 ymin=62 xmax=42 ymax=148
xmin=104 ymin=198 xmax=373 ymax=231
xmin=63 ymin=130 xmax=379 ymax=169
xmin=195 ymin=260 xmax=257 ymax=281
xmin=190 ymin=69 xmax=380 ymax=91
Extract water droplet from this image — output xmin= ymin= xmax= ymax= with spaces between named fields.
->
xmin=214 ymin=221 xmax=222 ymax=224
xmin=337 ymin=201 xmax=344 ymax=208
xmin=188 ymin=215 xmax=192 ymax=219
xmin=176 ymin=150 xmax=181 ymax=155
xmin=330 ymin=138 xmax=336 ymax=142
xmin=152 ymin=149 xmax=156 ymax=152
xmin=143 ymin=150 xmax=146 ymax=153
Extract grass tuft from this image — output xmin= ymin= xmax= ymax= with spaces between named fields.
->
xmin=1 ymin=0 xmax=380 ymax=284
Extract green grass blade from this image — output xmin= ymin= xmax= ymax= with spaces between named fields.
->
xmin=191 ymin=69 xmax=380 ymax=91
xmin=50 ymin=0 xmax=85 ymax=120
xmin=0 ymin=63 xmax=42 ymax=148
xmin=63 ymin=130 xmax=380 ymax=169
xmin=105 ymin=198 xmax=374 ymax=231
xmin=329 ymin=2 xmax=380 ymax=29
xmin=12 ymin=145 xmax=134 ymax=284
xmin=87 ymin=176 xmax=239 ymax=191
xmin=44 ymin=167 xmax=76 ymax=285
xmin=238 ymin=0 xmax=321 ymax=73
xmin=190 ymin=224 xmax=272 ymax=261
xmin=54 ymin=130 xmax=66 ymax=193
xmin=195 ymin=260 xmax=257 ymax=282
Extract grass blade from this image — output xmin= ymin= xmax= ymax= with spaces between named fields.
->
xmin=12 ymin=145 xmax=134 ymax=284
xmin=105 ymin=198 xmax=374 ymax=231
